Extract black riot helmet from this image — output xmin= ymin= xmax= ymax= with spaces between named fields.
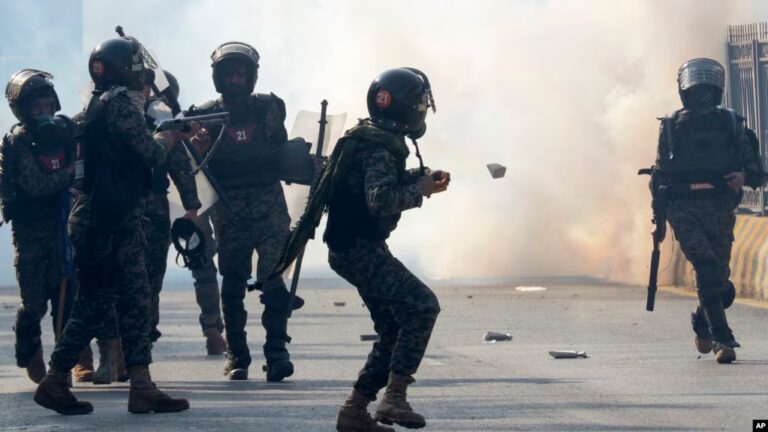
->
xmin=88 ymin=37 xmax=146 ymax=91
xmin=677 ymin=58 xmax=725 ymax=111
xmin=211 ymin=41 xmax=260 ymax=95
xmin=170 ymin=218 xmax=208 ymax=270
xmin=5 ymin=69 xmax=61 ymax=123
xmin=367 ymin=67 xmax=436 ymax=137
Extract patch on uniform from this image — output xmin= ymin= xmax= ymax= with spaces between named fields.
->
xmin=375 ymin=90 xmax=392 ymax=108
xmin=225 ymin=124 xmax=258 ymax=144
xmin=91 ymin=60 xmax=105 ymax=77
xmin=38 ymin=152 xmax=65 ymax=172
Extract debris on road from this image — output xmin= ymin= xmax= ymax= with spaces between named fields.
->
xmin=333 ymin=302 xmax=346 ymax=307
xmin=487 ymin=163 xmax=506 ymax=179
xmin=515 ymin=286 xmax=547 ymax=292
xmin=549 ymin=351 xmax=588 ymax=359
xmin=483 ymin=331 xmax=513 ymax=343
xmin=360 ymin=334 xmax=380 ymax=342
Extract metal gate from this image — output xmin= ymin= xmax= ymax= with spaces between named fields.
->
xmin=726 ymin=22 xmax=768 ymax=214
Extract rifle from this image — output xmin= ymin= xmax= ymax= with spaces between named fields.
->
xmin=115 ymin=25 xmax=232 ymax=209
xmin=638 ymin=167 xmax=667 ymax=312
xmin=155 ymin=112 xmax=229 ymax=133
xmin=284 ymin=100 xmax=329 ymax=319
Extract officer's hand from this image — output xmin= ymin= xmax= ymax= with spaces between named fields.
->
xmin=431 ymin=170 xmax=451 ymax=193
xmin=190 ymin=128 xmax=212 ymax=154
xmin=183 ymin=209 xmax=198 ymax=220
xmin=177 ymin=121 xmax=202 ymax=141
xmin=724 ymin=171 xmax=745 ymax=191
xmin=417 ymin=175 xmax=435 ymax=198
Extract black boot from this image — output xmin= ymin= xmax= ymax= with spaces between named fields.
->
xmin=691 ymin=306 xmax=714 ymax=354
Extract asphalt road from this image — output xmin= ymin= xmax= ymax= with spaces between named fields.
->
xmin=1 ymin=279 xmax=767 ymax=432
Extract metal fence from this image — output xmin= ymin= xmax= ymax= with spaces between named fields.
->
xmin=726 ymin=22 xmax=768 ymax=214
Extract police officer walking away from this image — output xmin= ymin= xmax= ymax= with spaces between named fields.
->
xmin=651 ymin=58 xmax=766 ymax=364
xmin=33 ymin=37 xmax=191 ymax=415
xmin=327 ymin=68 xmax=449 ymax=431
xmin=187 ymin=41 xmax=301 ymax=382
xmin=2 ymin=70 xmax=93 ymax=384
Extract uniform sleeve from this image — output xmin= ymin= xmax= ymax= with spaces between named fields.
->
xmin=362 ymin=147 xmax=423 ymax=217
xmin=265 ymin=96 xmax=288 ymax=149
xmin=166 ymin=143 xmax=202 ymax=210
xmin=17 ymin=144 xmax=72 ymax=197
xmin=738 ymin=125 xmax=767 ymax=189
xmin=106 ymin=94 xmax=169 ymax=168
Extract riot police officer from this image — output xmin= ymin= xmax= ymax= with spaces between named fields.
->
xmin=651 ymin=58 xmax=766 ymax=364
xmin=33 ymin=37 xmax=192 ymax=415
xmin=2 ymin=69 xmax=93 ymax=383
xmin=187 ymin=41 xmax=301 ymax=382
xmin=327 ymin=68 xmax=449 ymax=431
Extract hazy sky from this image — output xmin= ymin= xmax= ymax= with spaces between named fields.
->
xmin=1 ymin=0 xmax=768 ymax=288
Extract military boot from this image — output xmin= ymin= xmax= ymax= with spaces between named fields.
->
xmin=25 ymin=342 xmax=46 ymax=384
xmin=264 ymin=359 xmax=294 ymax=382
xmin=200 ymin=311 xmax=226 ymax=356
xmin=714 ymin=340 xmax=741 ymax=364
xmin=375 ymin=372 xmax=427 ymax=429
xmin=127 ymin=365 xmax=190 ymax=413
xmin=691 ymin=306 xmax=714 ymax=354
xmin=73 ymin=345 xmax=95 ymax=382
xmin=224 ymin=352 xmax=250 ymax=380
xmin=34 ymin=368 xmax=93 ymax=415
xmin=336 ymin=389 xmax=395 ymax=432
xmin=93 ymin=339 xmax=118 ymax=384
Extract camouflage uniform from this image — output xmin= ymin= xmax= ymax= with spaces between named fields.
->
xmin=2 ymin=125 xmax=75 ymax=367
xmin=144 ymin=141 xmax=203 ymax=342
xmin=188 ymin=94 xmax=293 ymax=370
xmin=325 ymin=121 xmax=440 ymax=400
xmin=655 ymin=108 xmax=765 ymax=344
xmin=50 ymin=89 xmax=171 ymax=370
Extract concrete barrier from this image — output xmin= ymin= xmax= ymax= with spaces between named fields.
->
xmin=669 ymin=215 xmax=768 ymax=301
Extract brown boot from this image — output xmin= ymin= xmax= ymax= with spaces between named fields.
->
xmin=127 ymin=365 xmax=189 ymax=413
xmin=714 ymin=341 xmax=738 ymax=364
xmin=375 ymin=373 xmax=426 ymax=429
xmin=34 ymin=368 xmax=93 ymax=415
xmin=26 ymin=344 xmax=46 ymax=384
xmin=93 ymin=339 xmax=118 ymax=384
xmin=73 ymin=345 xmax=95 ymax=382
xmin=337 ymin=390 xmax=395 ymax=432
xmin=204 ymin=329 xmax=227 ymax=356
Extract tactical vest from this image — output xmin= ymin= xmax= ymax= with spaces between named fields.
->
xmin=660 ymin=109 xmax=741 ymax=184
xmin=189 ymin=95 xmax=281 ymax=191
xmin=82 ymin=89 xmax=153 ymax=226
xmin=0 ymin=124 xmax=71 ymax=222
xmin=324 ymin=122 xmax=409 ymax=252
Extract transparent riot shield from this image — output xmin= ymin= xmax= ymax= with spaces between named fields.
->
xmin=271 ymin=108 xmax=347 ymax=278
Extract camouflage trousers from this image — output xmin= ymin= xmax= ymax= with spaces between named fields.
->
xmin=189 ymin=210 xmax=224 ymax=332
xmin=329 ymin=239 xmax=441 ymax=400
xmin=144 ymin=194 xmax=223 ymax=341
xmin=11 ymin=220 xmax=75 ymax=366
xmin=50 ymin=214 xmax=152 ymax=370
xmin=210 ymin=185 xmax=292 ymax=366
xmin=667 ymin=195 xmax=738 ymax=341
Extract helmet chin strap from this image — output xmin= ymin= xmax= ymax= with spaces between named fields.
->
xmin=410 ymin=137 xmax=426 ymax=176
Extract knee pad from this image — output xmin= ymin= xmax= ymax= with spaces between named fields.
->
xmin=723 ymin=280 xmax=736 ymax=309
